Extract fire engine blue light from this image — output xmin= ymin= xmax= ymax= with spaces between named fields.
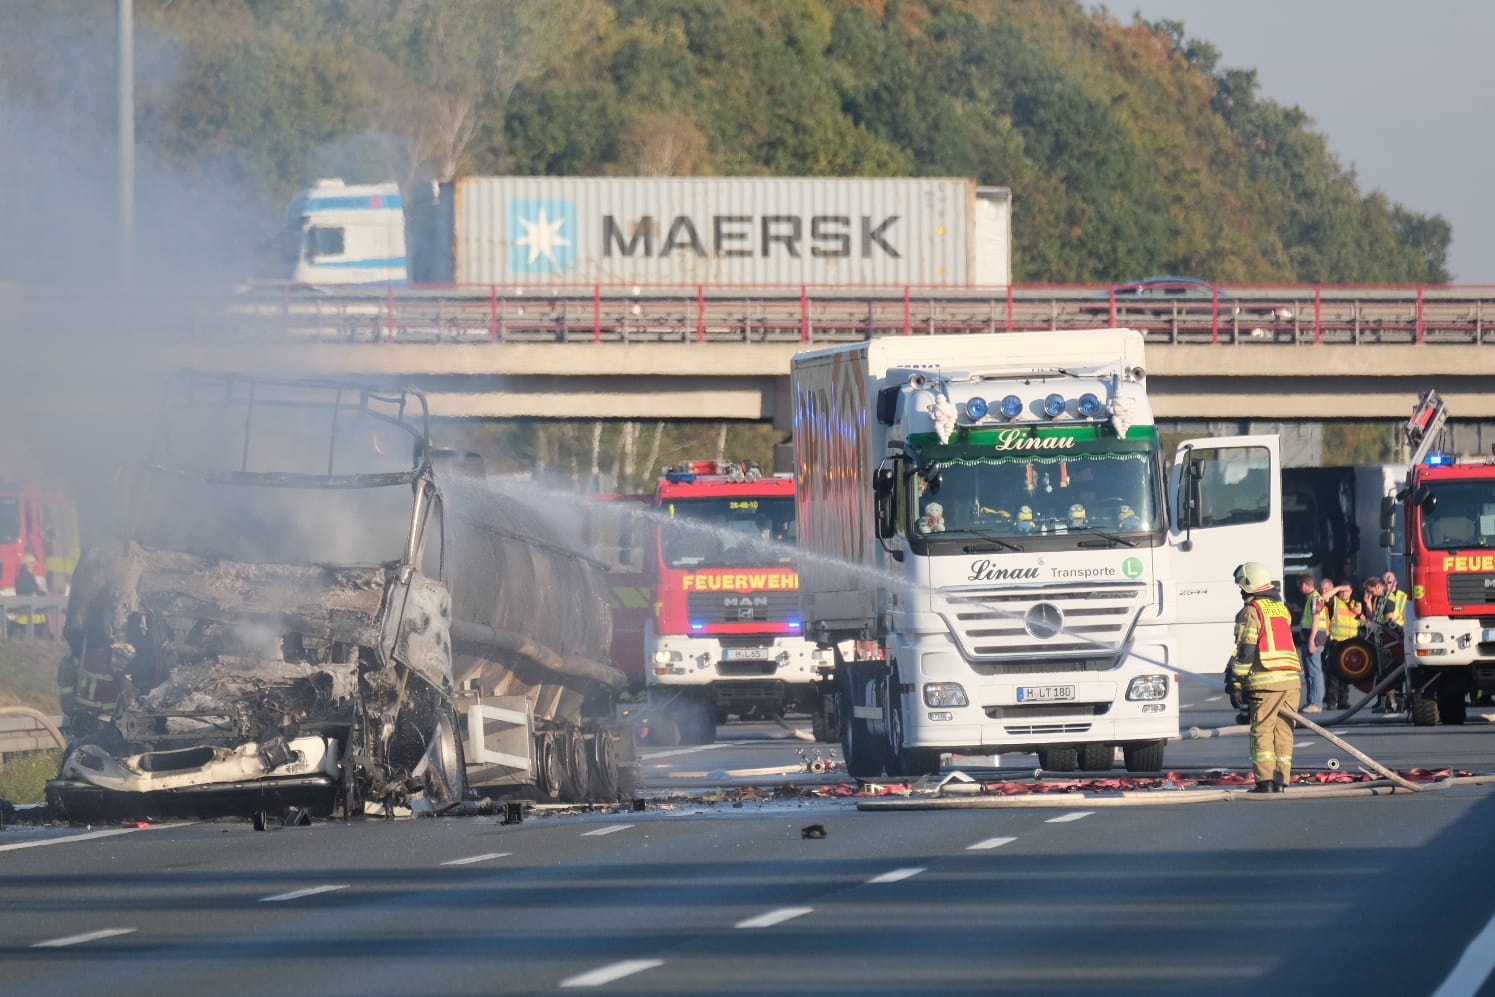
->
xmin=1043 ymin=393 xmax=1066 ymax=417
xmin=1077 ymin=392 xmax=1102 ymax=417
xmin=787 ymin=620 xmax=802 ymax=632
xmin=965 ymin=397 xmax=988 ymax=420
xmin=690 ymin=621 xmax=705 ymax=631
xmin=1000 ymin=395 xmax=1023 ymax=418
xmin=1425 ymin=452 xmax=1454 ymax=466
xmin=664 ymin=471 xmax=697 ymax=483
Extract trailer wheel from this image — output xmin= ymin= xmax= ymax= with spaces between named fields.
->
xmin=1410 ymin=694 xmax=1441 ymax=727
xmin=536 ymin=732 xmax=564 ymax=800
xmin=1078 ymin=742 xmax=1113 ymax=772
xmin=588 ymin=728 xmax=621 ymax=801
xmin=560 ymin=730 xmax=590 ymax=803
xmin=1037 ymin=747 xmax=1078 ymax=773
xmin=1122 ymin=740 xmax=1165 ymax=773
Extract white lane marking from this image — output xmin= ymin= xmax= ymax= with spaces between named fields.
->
xmin=580 ymin=824 xmax=635 ymax=837
xmin=1433 ymin=903 xmax=1495 ymax=997
xmin=259 ymin=884 xmax=349 ymax=903
xmin=645 ymin=743 xmax=731 ymax=760
xmin=867 ymin=867 xmax=926 ymax=884
xmin=560 ymin=958 xmax=665 ymax=988
xmin=0 ymin=827 xmax=146 ymax=852
xmin=1045 ymin=811 xmax=1094 ymax=823
xmin=1204 ymin=695 xmax=1224 ymax=703
xmin=440 ymin=852 xmax=512 ymax=866
xmin=1296 ymin=739 xmax=1316 ymax=748
xmin=31 ymin=927 xmax=136 ymax=948
xmin=968 ymin=836 xmax=1017 ymax=851
xmin=736 ymin=906 xmax=814 ymax=929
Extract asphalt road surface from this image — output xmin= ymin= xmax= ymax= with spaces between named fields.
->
xmin=5 ymin=685 xmax=1495 ymax=996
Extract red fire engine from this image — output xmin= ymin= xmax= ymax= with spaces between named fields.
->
xmin=0 ymin=482 xmax=79 ymax=595
xmin=1390 ymin=389 xmax=1495 ymax=724
xmin=641 ymin=459 xmax=831 ymax=745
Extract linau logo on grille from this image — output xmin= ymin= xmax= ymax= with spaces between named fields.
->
xmin=1024 ymin=602 xmax=1064 ymax=640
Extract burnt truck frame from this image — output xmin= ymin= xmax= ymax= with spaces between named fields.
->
xmin=48 ymin=374 xmax=634 ymax=823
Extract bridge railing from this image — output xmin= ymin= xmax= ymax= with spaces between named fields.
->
xmin=24 ymin=283 xmax=1495 ymax=346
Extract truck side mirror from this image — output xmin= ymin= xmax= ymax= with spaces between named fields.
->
xmin=874 ymin=467 xmax=897 ymax=539
xmin=1380 ymin=495 xmax=1397 ymax=531
xmin=1379 ymin=528 xmax=1395 ymax=550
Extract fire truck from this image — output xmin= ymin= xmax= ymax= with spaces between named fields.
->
xmin=642 ymin=459 xmax=832 ymax=744
xmin=0 ymin=483 xmax=80 ymax=595
xmin=1387 ymin=389 xmax=1495 ymax=725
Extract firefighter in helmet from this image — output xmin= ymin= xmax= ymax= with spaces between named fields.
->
xmin=1228 ymin=561 xmax=1303 ymax=793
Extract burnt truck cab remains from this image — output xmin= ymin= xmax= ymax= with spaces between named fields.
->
xmin=48 ymin=375 xmax=630 ymax=822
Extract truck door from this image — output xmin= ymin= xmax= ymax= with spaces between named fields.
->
xmin=1167 ymin=435 xmax=1284 ymax=678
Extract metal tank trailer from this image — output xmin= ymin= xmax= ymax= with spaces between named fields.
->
xmin=46 ymin=374 xmax=634 ymax=823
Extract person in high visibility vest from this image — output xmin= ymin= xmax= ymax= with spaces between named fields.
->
xmin=1293 ymin=572 xmax=1326 ymax=713
xmin=1381 ymin=571 xmax=1408 ymax=628
xmin=1323 ymin=580 xmax=1360 ymax=710
xmin=1230 ymin=561 xmax=1303 ymax=793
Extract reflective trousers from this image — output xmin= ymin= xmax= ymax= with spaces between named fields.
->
xmin=1249 ymin=682 xmax=1300 ymax=785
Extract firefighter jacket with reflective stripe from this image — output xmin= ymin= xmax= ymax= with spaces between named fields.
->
xmin=72 ymin=644 xmax=122 ymax=713
xmin=1328 ymin=595 xmax=1360 ymax=642
xmin=1232 ymin=595 xmax=1302 ymax=688
xmin=1384 ymin=589 xmax=1407 ymax=628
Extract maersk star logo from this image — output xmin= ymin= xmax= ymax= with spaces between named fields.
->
xmin=510 ymin=199 xmax=576 ymax=274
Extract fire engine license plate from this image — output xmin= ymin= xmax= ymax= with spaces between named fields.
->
xmin=1017 ymin=684 xmax=1076 ymax=703
xmin=723 ymin=648 xmax=771 ymax=660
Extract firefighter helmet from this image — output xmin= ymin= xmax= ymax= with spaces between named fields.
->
xmin=1234 ymin=561 xmax=1274 ymax=594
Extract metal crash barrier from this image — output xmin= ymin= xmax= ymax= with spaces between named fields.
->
xmin=0 ymin=596 xmax=68 ymax=640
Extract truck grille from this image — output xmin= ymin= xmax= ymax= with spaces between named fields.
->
xmin=941 ymin=583 xmax=1147 ymax=663
xmin=687 ymin=590 xmax=800 ymax=624
xmin=1446 ymin=574 xmax=1495 ymax=605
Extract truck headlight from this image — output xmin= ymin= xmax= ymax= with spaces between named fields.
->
xmin=1414 ymin=632 xmax=1444 ymax=646
xmin=1126 ymin=675 xmax=1169 ymax=701
xmin=652 ymin=649 xmax=682 ymax=665
xmin=924 ymin=683 xmax=969 ymax=708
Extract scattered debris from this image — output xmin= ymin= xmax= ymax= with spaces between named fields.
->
xmin=801 ymin=823 xmax=826 ymax=839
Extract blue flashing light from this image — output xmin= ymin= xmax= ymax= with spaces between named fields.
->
xmin=1077 ymin=392 xmax=1102 ymax=417
xmin=965 ymin=397 xmax=988 ymax=420
xmin=664 ymin=470 xmax=697 ymax=483
xmin=787 ymin=620 xmax=802 ymax=632
xmin=1000 ymin=395 xmax=1024 ymax=419
xmin=1425 ymin=452 xmax=1455 ymax=466
xmin=690 ymin=621 xmax=705 ymax=631
xmin=1043 ymin=393 xmax=1066 ymax=418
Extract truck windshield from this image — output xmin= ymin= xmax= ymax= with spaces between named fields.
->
xmin=1420 ymin=481 xmax=1495 ymax=551
xmin=910 ymin=446 xmax=1162 ymax=540
xmin=660 ymin=496 xmax=795 ymax=568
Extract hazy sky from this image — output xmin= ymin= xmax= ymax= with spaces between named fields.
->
xmin=1119 ymin=1 xmax=1493 ymax=284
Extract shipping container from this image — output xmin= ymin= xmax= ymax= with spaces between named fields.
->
xmin=409 ymin=177 xmax=1011 ymax=288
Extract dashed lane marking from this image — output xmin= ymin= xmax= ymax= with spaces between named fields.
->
xmin=440 ymin=852 xmax=513 ymax=866
xmin=1296 ymin=740 xmax=1316 ymax=748
xmin=0 ymin=826 xmax=164 ymax=852
xmin=967 ymin=836 xmax=1018 ymax=851
xmin=736 ymin=907 xmax=814 ymax=928
xmin=1045 ymin=811 xmax=1095 ymax=823
xmin=259 ymin=884 xmax=349 ymax=903
xmin=31 ymin=928 xmax=136 ymax=948
xmin=1204 ymin=695 xmax=1224 ymax=703
xmin=560 ymin=959 xmax=665 ymax=988
xmin=867 ymin=867 xmax=926 ymax=884
xmin=580 ymin=824 xmax=635 ymax=837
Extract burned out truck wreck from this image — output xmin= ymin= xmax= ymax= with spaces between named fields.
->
xmin=48 ymin=375 xmax=633 ymax=823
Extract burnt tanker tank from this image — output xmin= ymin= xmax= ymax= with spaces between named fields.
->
xmin=47 ymin=376 xmax=633 ymax=823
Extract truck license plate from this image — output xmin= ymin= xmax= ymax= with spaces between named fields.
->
xmin=1017 ymin=684 xmax=1076 ymax=703
xmin=723 ymin=647 xmax=771 ymax=660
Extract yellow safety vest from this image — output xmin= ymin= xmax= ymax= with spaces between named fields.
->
xmin=1384 ymin=589 xmax=1407 ymax=627
xmin=1298 ymin=593 xmax=1324 ymax=630
xmin=1328 ymin=596 xmax=1360 ymax=642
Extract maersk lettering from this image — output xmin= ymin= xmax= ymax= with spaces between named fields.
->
xmin=968 ymin=559 xmax=1042 ymax=582
xmin=603 ymin=214 xmax=901 ymax=259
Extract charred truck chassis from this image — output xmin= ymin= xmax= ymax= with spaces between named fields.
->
xmin=48 ymin=376 xmax=634 ymax=823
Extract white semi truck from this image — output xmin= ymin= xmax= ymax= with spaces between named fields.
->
xmin=791 ymin=329 xmax=1282 ymax=778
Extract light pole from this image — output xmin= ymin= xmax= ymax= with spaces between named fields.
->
xmin=117 ymin=0 xmax=134 ymax=285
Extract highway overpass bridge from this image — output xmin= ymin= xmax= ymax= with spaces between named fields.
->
xmin=11 ymin=282 xmax=1495 ymax=432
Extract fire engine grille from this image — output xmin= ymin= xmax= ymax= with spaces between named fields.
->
xmin=1446 ymin=574 xmax=1495 ymax=605
xmin=941 ymin=583 xmax=1146 ymax=662
xmin=688 ymin=590 xmax=800 ymax=624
